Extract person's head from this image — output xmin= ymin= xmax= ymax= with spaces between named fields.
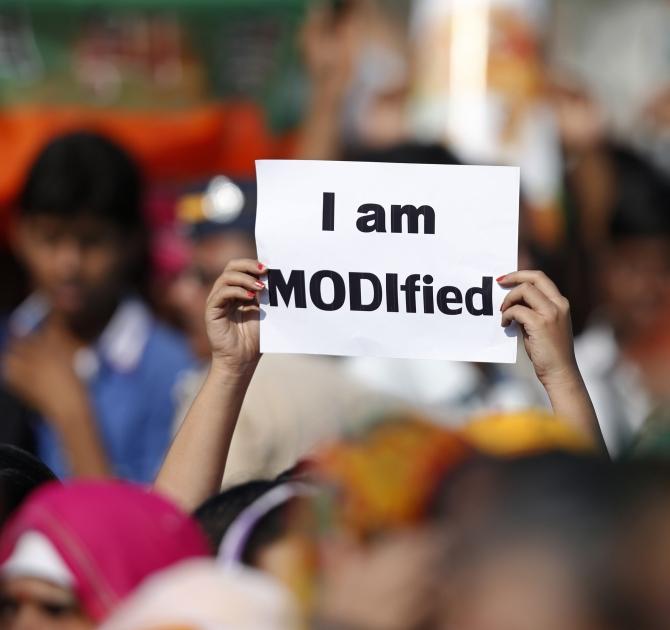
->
xmin=0 ymin=446 xmax=57 ymax=526
xmin=194 ymin=480 xmax=279 ymax=554
xmin=15 ymin=131 xmax=145 ymax=330
xmin=0 ymin=481 xmax=209 ymax=629
xmin=612 ymin=461 xmax=670 ymax=630
xmin=598 ymin=147 xmax=670 ymax=344
xmin=434 ymin=453 xmax=625 ymax=630
xmin=167 ymin=177 xmax=256 ymax=359
xmin=343 ymin=141 xmax=460 ymax=167
xmin=195 ymin=479 xmax=313 ymax=581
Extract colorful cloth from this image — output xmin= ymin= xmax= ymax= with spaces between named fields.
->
xmin=462 ymin=409 xmax=595 ymax=457
xmin=0 ymin=480 xmax=209 ymax=622
xmin=315 ymin=416 xmax=471 ymax=535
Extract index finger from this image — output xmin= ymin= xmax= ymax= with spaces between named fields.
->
xmin=210 ymin=259 xmax=266 ymax=295
xmin=496 ymin=270 xmax=562 ymax=301
xmin=225 ymin=259 xmax=267 ymax=275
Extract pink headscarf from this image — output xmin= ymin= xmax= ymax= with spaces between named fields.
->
xmin=0 ymin=481 xmax=209 ymax=622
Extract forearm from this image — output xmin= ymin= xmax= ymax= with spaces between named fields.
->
xmin=52 ymin=405 xmax=111 ymax=478
xmin=542 ymin=367 xmax=607 ymax=453
xmin=154 ymin=360 xmax=255 ymax=511
xmin=294 ymin=88 xmax=344 ymax=161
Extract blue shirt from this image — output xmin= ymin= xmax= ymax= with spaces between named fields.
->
xmin=4 ymin=296 xmax=196 ymax=482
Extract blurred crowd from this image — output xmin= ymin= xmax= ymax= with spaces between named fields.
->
xmin=0 ymin=0 xmax=668 ymax=628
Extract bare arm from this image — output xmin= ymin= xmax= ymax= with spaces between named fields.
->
xmin=3 ymin=335 xmax=110 ymax=478
xmin=48 ymin=401 xmax=110 ymax=478
xmin=498 ymin=270 xmax=607 ymax=453
xmin=155 ymin=259 xmax=265 ymax=511
xmin=294 ymin=4 xmax=358 ymax=160
xmin=154 ymin=362 xmax=254 ymax=511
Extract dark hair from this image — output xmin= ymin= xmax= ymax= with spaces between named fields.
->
xmin=19 ymin=131 xmax=144 ymax=233
xmin=194 ymin=479 xmax=299 ymax=564
xmin=241 ymin=500 xmax=297 ymax=566
xmin=343 ymin=141 xmax=461 ymax=166
xmin=609 ymin=147 xmax=670 ymax=239
xmin=194 ymin=480 xmax=279 ymax=553
xmin=435 ymin=452 xmax=633 ymax=629
xmin=0 ymin=445 xmax=58 ymax=525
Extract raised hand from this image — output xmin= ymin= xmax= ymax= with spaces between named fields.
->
xmin=156 ymin=259 xmax=268 ymax=507
xmin=205 ymin=258 xmax=266 ymax=376
xmin=498 ymin=270 xmax=605 ymax=450
xmin=499 ymin=270 xmax=577 ymax=387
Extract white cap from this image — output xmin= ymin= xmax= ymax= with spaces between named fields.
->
xmin=1 ymin=531 xmax=75 ymax=588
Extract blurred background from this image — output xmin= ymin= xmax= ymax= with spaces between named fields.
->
xmin=0 ymin=4 xmax=669 ymax=629
xmin=0 ymin=0 xmax=668 ymax=461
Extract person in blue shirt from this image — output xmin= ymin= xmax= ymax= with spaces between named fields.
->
xmin=1 ymin=131 xmax=195 ymax=482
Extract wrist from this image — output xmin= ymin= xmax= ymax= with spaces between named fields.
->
xmin=209 ymin=356 xmax=259 ymax=383
xmin=539 ymin=362 xmax=584 ymax=393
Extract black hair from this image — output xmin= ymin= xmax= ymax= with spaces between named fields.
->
xmin=609 ymin=146 xmax=670 ymax=239
xmin=0 ymin=445 xmax=58 ymax=525
xmin=241 ymin=500 xmax=297 ymax=566
xmin=19 ymin=131 xmax=144 ymax=233
xmin=343 ymin=141 xmax=462 ymax=166
xmin=194 ymin=480 xmax=280 ymax=553
xmin=193 ymin=479 xmax=299 ymax=564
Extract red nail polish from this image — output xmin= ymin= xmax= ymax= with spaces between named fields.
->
xmin=258 ymin=263 xmax=264 ymax=271
xmin=496 ymin=275 xmax=506 ymax=282
xmin=247 ymin=291 xmax=255 ymax=298
xmin=255 ymin=281 xmax=264 ymax=289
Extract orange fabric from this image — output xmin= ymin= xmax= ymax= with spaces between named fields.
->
xmin=0 ymin=101 xmax=290 ymax=214
xmin=461 ymin=409 xmax=595 ymax=457
xmin=316 ymin=418 xmax=471 ymax=535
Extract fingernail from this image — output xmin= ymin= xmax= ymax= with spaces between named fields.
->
xmin=247 ymin=291 xmax=255 ymax=298
xmin=496 ymin=275 xmax=506 ymax=283
xmin=258 ymin=263 xmax=265 ymax=271
xmin=255 ymin=281 xmax=265 ymax=289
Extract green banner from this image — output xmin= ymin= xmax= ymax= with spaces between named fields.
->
xmin=0 ymin=0 xmax=309 ymax=129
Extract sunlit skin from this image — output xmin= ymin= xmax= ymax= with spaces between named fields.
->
xmin=15 ymin=215 xmax=130 ymax=340
xmin=167 ymin=231 xmax=256 ymax=360
xmin=0 ymin=577 xmax=92 ymax=630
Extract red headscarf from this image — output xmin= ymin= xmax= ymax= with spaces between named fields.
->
xmin=0 ymin=480 xmax=209 ymax=622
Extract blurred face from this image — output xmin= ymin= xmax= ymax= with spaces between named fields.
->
xmin=600 ymin=237 xmax=670 ymax=344
xmin=438 ymin=543 xmax=598 ymax=630
xmin=16 ymin=215 xmax=127 ymax=324
xmin=167 ymin=231 xmax=255 ymax=360
xmin=0 ymin=577 xmax=92 ymax=630
xmin=617 ymin=497 xmax=670 ymax=630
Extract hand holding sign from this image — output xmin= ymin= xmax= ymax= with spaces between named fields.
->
xmin=499 ymin=270 xmax=605 ymax=450
xmin=205 ymin=258 xmax=266 ymax=376
xmin=200 ymin=258 xmax=603 ymax=450
xmin=499 ymin=270 xmax=577 ymax=387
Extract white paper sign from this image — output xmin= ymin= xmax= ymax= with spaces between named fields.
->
xmin=255 ymin=160 xmax=519 ymax=363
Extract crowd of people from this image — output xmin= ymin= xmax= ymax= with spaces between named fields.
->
xmin=0 ymin=1 xmax=668 ymax=629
